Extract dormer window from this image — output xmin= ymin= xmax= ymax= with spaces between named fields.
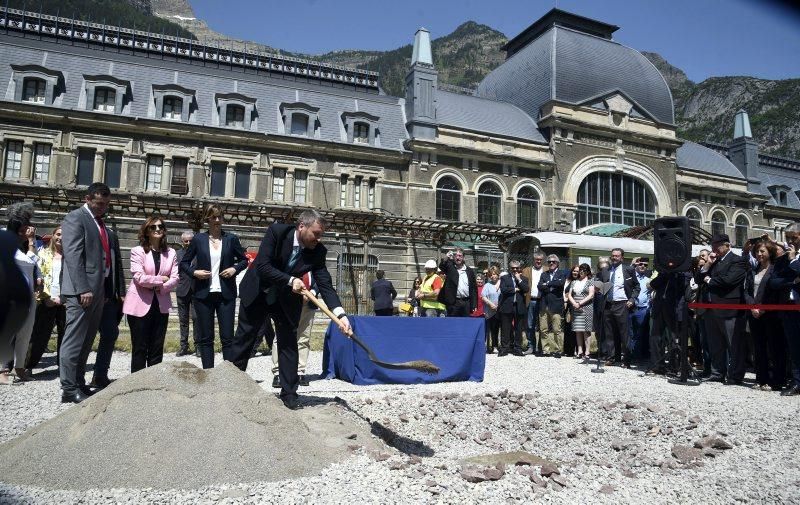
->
xmin=226 ymin=105 xmax=245 ymax=127
xmin=12 ymin=65 xmax=63 ymax=106
xmin=93 ymin=88 xmax=116 ymax=112
xmin=216 ymin=93 xmax=256 ymax=130
xmin=341 ymin=111 xmax=379 ymax=146
xmin=280 ymin=102 xmax=319 ymax=137
xmin=23 ymin=78 xmax=46 ymax=103
xmin=163 ymin=96 xmax=183 ymax=120
xmin=354 ymin=122 xmax=370 ymax=144
xmin=291 ymin=113 xmax=309 ymax=136
xmin=769 ymin=185 xmax=791 ymax=207
xmin=84 ymin=75 xmax=130 ymax=114
xmin=153 ymin=84 xmax=195 ymax=122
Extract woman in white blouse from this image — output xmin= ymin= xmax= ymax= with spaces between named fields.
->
xmin=26 ymin=225 xmax=66 ymax=370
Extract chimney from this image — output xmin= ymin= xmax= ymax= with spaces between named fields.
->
xmin=405 ymin=28 xmax=438 ymax=139
xmin=729 ymin=109 xmax=760 ymax=192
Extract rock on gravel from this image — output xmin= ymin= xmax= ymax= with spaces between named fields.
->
xmin=0 ymin=362 xmax=383 ymax=490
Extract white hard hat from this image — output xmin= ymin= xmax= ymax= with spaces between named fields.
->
xmin=424 ymin=259 xmax=437 ymax=269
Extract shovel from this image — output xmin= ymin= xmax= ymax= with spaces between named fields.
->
xmin=301 ymin=289 xmax=440 ymax=375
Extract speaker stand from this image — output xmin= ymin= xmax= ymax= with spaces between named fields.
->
xmin=667 ymin=321 xmax=700 ymax=386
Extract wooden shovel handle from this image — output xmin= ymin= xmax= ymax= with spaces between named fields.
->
xmin=301 ymin=288 xmax=352 ymax=335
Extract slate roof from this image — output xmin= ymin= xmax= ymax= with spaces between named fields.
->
xmin=759 ymin=170 xmax=800 ymax=208
xmin=676 ymin=141 xmax=744 ymax=180
xmin=436 ymin=91 xmax=546 ymax=143
xmin=0 ymin=35 xmax=409 ymax=151
xmin=476 ymin=26 xmax=675 ymax=125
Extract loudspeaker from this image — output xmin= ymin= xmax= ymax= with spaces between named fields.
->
xmin=653 ymin=216 xmax=692 ymax=273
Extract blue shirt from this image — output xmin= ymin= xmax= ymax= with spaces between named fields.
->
xmin=482 ymin=281 xmax=500 ymax=306
xmin=635 ymin=273 xmax=651 ymax=308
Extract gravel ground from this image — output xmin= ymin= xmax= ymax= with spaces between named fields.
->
xmin=1 ymin=350 xmax=799 ymax=504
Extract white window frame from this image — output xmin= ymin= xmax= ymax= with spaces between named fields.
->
xmin=22 ymin=78 xmax=46 ymax=103
xmin=146 ymin=155 xmax=164 ymax=191
xmin=4 ymin=140 xmax=23 ymax=179
xmin=294 ymin=170 xmax=308 ymax=203
xmin=272 ymin=168 xmax=286 ymax=201
xmin=33 ymin=143 xmax=51 ymax=182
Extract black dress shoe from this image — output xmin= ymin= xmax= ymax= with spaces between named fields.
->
xmin=282 ymin=397 xmax=300 ymax=410
xmin=781 ymin=385 xmax=800 ymax=396
xmin=497 ymin=351 xmax=508 ymax=357
xmin=89 ymin=376 xmax=113 ymax=389
xmin=725 ymin=379 xmax=743 ymax=386
xmin=272 ymin=376 xmax=280 ymax=388
xmin=79 ymin=385 xmax=96 ymax=396
xmin=512 ymin=350 xmax=525 ymax=357
xmin=701 ymin=376 xmax=725 ymax=384
xmin=61 ymin=390 xmax=89 ymax=404
xmin=299 ymin=375 xmax=310 ymax=386
xmin=175 ymin=348 xmax=191 ymax=357
xmin=553 ymin=352 xmax=562 ymax=359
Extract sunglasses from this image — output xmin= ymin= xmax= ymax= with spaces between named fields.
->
xmin=511 ymin=267 xmax=521 ymax=271
xmin=149 ymin=224 xmax=165 ymax=231
xmin=548 ymin=260 xmax=558 ymax=263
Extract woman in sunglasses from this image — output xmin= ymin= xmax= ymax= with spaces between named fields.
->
xmin=122 ymin=216 xmax=179 ymax=372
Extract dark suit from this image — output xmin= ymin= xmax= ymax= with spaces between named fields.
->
xmin=437 ymin=258 xmax=478 ymax=317
xmin=694 ymin=251 xmax=747 ymax=381
xmin=537 ymin=268 xmax=567 ymax=353
xmin=93 ymin=229 xmax=125 ymax=383
xmin=232 ymin=223 xmax=344 ymax=401
xmin=745 ymin=263 xmax=785 ymax=388
xmin=175 ymin=247 xmax=196 ymax=351
xmin=768 ymin=254 xmax=800 ymax=387
xmin=180 ymin=231 xmax=247 ymax=368
xmin=498 ymin=273 xmax=529 ymax=354
xmin=598 ymin=264 xmax=641 ymax=363
xmin=370 ymin=278 xmax=397 ymax=316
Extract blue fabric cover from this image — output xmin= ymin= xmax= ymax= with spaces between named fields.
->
xmin=322 ymin=316 xmax=485 ymax=385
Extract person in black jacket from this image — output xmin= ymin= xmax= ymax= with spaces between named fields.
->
xmin=175 ymin=230 xmax=196 ymax=357
xmin=695 ymin=233 xmax=748 ymax=384
xmin=537 ymin=254 xmax=567 ymax=356
xmin=370 ymin=270 xmax=397 ymax=316
xmin=597 ymin=248 xmax=641 ymax=367
xmin=179 ymin=204 xmax=248 ymax=369
xmin=648 ymin=271 xmax=690 ymax=374
xmin=768 ymin=224 xmax=800 ymax=396
xmin=744 ymin=239 xmax=785 ymax=391
xmin=231 ymin=210 xmax=351 ymax=409
xmin=498 ymin=260 xmax=529 ymax=356
xmin=437 ymin=247 xmax=478 ymax=317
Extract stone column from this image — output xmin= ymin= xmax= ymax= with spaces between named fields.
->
xmin=20 ymin=143 xmax=33 ymax=181
xmin=347 ymin=178 xmax=355 ymax=207
xmin=360 ymin=177 xmax=369 ymax=209
xmin=93 ymin=149 xmax=105 ymax=184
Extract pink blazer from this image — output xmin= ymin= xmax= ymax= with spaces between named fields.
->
xmin=122 ymin=246 xmax=179 ymax=317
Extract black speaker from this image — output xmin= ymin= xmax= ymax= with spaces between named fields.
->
xmin=653 ymin=216 xmax=692 ymax=273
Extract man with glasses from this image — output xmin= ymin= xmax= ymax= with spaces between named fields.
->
xmin=628 ymin=257 xmax=652 ymax=362
xmin=175 ymin=230 xmax=196 ymax=357
xmin=598 ymin=248 xmax=641 ymax=367
xmin=537 ymin=254 xmax=567 ymax=357
xmin=498 ymin=260 xmax=529 ymax=356
xmin=438 ymin=247 xmax=478 ymax=317
xmin=524 ymin=252 xmax=546 ymax=355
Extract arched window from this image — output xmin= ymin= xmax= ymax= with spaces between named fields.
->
xmin=477 ymin=181 xmax=502 ymax=225
xmin=576 ymin=172 xmax=655 ymax=228
xmin=735 ymin=215 xmax=750 ymax=247
xmin=517 ymin=186 xmax=539 ymax=228
xmin=226 ymin=104 xmax=245 ymax=127
xmin=686 ymin=208 xmax=702 ymax=229
xmin=436 ymin=176 xmax=461 ymax=222
xmin=22 ymin=77 xmax=46 ymax=103
xmin=711 ymin=211 xmax=727 ymax=238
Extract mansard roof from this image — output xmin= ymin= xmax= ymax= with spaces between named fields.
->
xmin=436 ymin=91 xmax=546 ymax=143
xmin=476 ymin=24 xmax=675 ymax=126
xmin=676 ymin=140 xmax=744 ymax=179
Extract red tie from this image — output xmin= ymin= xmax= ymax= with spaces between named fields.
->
xmin=95 ymin=216 xmax=111 ymax=270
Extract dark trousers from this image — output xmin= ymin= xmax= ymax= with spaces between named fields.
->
xmin=252 ymin=316 xmax=275 ymax=353
xmin=704 ymin=311 xmax=746 ymax=381
xmin=780 ymin=311 xmax=800 ymax=387
xmin=447 ymin=298 xmax=471 ymax=317
xmin=127 ymin=300 xmax=168 ymax=373
xmin=26 ymin=302 xmax=66 ymax=369
xmin=603 ymin=301 xmax=631 ymax=362
xmin=176 ymin=294 xmax=196 ymax=351
xmin=628 ymin=306 xmax=650 ymax=359
xmin=500 ymin=311 xmax=524 ymax=353
xmin=374 ymin=308 xmax=393 ymax=316
xmin=232 ymin=296 xmax=301 ymax=400
xmin=193 ymin=293 xmax=236 ymax=369
xmin=526 ymin=299 xmax=540 ymax=351
xmin=94 ymin=299 xmax=121 ymax=380
xmin=485 ymin=314 xmax=500 ymax=350
xmin=750 ymin=312 xmax=786 ymax=388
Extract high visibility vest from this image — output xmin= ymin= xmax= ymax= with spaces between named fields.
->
xmin=420 ymin=273 xmax=446 ymax=311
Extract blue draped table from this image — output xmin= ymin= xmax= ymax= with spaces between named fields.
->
xmin=322 ymin=316 xmax=485 ymax=385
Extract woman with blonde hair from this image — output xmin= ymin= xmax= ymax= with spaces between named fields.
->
xmin=122 ymin=216 xmax=179 ymax=372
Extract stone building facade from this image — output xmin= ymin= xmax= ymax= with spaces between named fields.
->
xmin=1 ymin=7 xmax=799 ymax=313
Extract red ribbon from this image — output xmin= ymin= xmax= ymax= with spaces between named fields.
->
xmin=689 ymin=302 xmax=800 ymax=311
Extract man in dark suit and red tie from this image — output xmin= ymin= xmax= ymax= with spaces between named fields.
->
xmin=231 ymin=210 xmax=351 ymax=409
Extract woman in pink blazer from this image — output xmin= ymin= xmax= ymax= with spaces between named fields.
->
xmin=123 ymin=216 xmax=179 ymax=373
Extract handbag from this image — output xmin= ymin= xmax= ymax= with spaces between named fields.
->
xmin=399 ymin=302 xmax=413 ymax=315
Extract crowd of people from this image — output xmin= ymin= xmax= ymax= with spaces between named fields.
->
xmin=3 ymin=181 xmax=800 ymax=408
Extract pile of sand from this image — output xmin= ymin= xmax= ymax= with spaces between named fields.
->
xmin=0 ymin=362 xmax=382 ymax=490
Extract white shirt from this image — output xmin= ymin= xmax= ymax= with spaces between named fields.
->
xmin=611 ymin=264 xmax=627 ymax=302
xmin=50 ymin=256 xmax=62 ymax=299
xmin=209 ymin=237 xmax=222 ymax=293
xmin=530 ymin=266 xmax=544 ymax=298
xmin=456 ymin=264 xmax=469 ymax=298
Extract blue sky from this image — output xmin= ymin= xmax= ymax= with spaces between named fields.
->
xmin=189 ymin=0 xmax=800 ymax=82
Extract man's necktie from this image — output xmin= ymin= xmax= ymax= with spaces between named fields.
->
xmin=287 ymin=245 xmax=301 ymax=272
xmin=95 ymin=216 xmax=111 ymax=272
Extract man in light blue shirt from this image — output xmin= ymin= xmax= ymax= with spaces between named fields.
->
xmin=628 ymin=257 xmax=652 ymax=361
